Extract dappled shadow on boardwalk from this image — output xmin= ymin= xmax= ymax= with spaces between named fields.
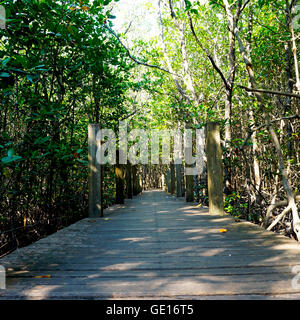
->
xmin=1 ymin=190 xmax=300 ymax=299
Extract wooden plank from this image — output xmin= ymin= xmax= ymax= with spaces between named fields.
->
xmin=1 ymin=276 xmax=300 ymax=299
xmin=3 ymin=274 xmax=299 ymax=291
xmin=3 ymin=255 xmax=300 ymax=274
xmin=3 ymin=249 xmax=300 ymax=260
xmin=5 ymin=264 xmax=299 ymax=277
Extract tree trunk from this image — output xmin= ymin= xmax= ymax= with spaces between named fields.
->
xmin=288 ymin=0 xmax=300 ymax=93
xmin=285 ymin=0 xmax=296 ymax=158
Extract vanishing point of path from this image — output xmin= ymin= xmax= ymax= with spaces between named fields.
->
xmin=1 ymin=190 xmax=300 ymax=299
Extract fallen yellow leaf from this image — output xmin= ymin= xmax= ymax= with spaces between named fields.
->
xmin=219 ymin=228 xmax=228 ymax=233
xmin=34 ymin=275 xmax=51 ymax=278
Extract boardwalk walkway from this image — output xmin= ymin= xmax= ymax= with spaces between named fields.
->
xmin=1 ymin=190 xmax=300 ymax=299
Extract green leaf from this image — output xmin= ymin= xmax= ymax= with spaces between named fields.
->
xmin=0 ymin=72 xmax=10 ymax=77
xmin=2 ymin=155 xmax=22 ymax=164
xmin=32 ymin=152 xmax=50 ymax=159
xmin=76 ymin=159 xmax=88 ymax=165
xmin=7 ymin=148 xmax=14 ymax=157
xmin=26 ymin=75 xmax=35 ymax=83
xmin=61 ymin=154 xmax=72 ymax=160
xmin=2 ymin=58 xmax=10 ymax=68
xmin=34 ymin=136 xmax=50 ymax=145
xmin=185 ymin=0 xmax=192 ymax=9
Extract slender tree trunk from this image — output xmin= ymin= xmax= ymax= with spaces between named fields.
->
xmin=172 ymin=14 xmax=199 ymax=106
xmin=249 ymin=109 xmax=261 ymax=192
xmin=158 ymin=0 xmax=191 ymax=104
xmin=288 ymin=1 xmax=300 ymax=93
xmin=245 ymin=3 xmax=261 ymax=194
xmin=285 ymin=0 xmax=297 ymax=158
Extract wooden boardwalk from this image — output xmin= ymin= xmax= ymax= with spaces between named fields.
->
xmin=1 ymin=190 xmax=300 ymax=299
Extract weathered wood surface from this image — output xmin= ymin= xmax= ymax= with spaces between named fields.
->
xmin=1 ymin=190 xmax=300 ymax=300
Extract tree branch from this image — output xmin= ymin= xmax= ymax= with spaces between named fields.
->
xmin=240 ymin=114 xmax=300 ymax=150
xmin=157 ymin=0 xmax=191 ymax=104
xmin=267 ymin=205 xmax=292 ymax=231
xmin=210 ymin=0 xmax=225 ymax=9
xmin=120 ymin=109 xmax=137 ymax=121
xmin=239 ymin=85 xmax=300 ymax=99
xmin=240 ymin=0 xmax=251 ymax=14
xmin=168 ymin=0 xmax=176 ymax=18
xmin=265 ymin=195 xmax=300 ymax=227
xmin=184 ymin=0 xmax=231 ymax=91
xmin=123 ymin=20 xmax=133 ymax=36
xmin=104 ymin=25 xmax=178 ymax=76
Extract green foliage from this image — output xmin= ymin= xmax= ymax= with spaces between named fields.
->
xmin=0 ymin=0 xmax=134 ymax=255
xmin=224 ymin=192 xmax=249 ymax=219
